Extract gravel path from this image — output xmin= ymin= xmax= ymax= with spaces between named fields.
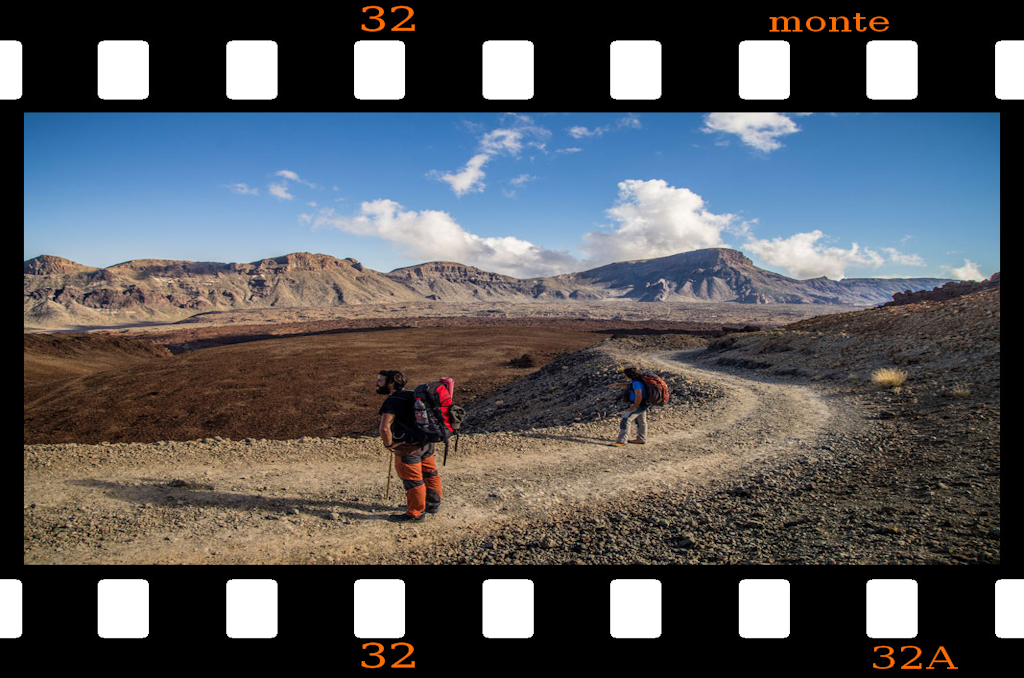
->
xmin=26 ymin=330 xmax=997 ymax=567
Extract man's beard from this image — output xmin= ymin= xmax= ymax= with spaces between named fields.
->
xmin=376 ymin=385 xmax=391 ymax=395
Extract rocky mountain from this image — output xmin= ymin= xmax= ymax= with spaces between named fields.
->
xmin=23 ymin=252 xmax=421 ymax=327
xmin=385 ymin=261 xmax=540 ymax=301
xmin=24 ymin=248 xmax=955 ymax=328
xmin=560 ymin=249 xmax=952 ymax=305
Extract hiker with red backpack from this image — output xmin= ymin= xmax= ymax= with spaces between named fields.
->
xmin=606 ymin=366 xmax=670 ymax=447
xmin=377 ymin=370 xmax=444 ymax=522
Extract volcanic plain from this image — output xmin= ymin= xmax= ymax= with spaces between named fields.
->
xmin=24 ymin=294 xmax=999 ymax=566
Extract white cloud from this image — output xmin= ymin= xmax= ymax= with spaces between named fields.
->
xmin=948 ymin=259 xmax=984 ymax=281
xmin=568 ymin=115 xmax=641 ymax=140
xmin=742 ymin=233 xmax=935 ymax=279
xmin=295 ymin=170 xmax=934 ymax=283
xmin=581 ymin=179 xmax=737 ymax=265
xmin=429 ymin=153 xmax=490 ymax=196
xmin=618 ymin=114 xmax=642 ymax=129
xmin=301 ymin=199 xmax=576 ymax=278
xmin=227 ymin=183 xmax=259 ymax=196
xmin=743 ymin=230 xmax=884 ymax=279
xmin=569 ymin=125 xmax=608 ymax=139
xmin=702 ymin=112 xmax=802 ymax=152
xmin=430 ymin=121 xmax=551 ymax=196
xmin=268 ymin=182 xmax=294 ymax=200
xmin=881 ymin=247 xmax=925 ymax=267
xmin=480 ymin=128 xmax=525 ymax=155
xmin=275 ymin=169 xmax=317 ymax=188
xmin=502 ymin=173 xmax=537 ymax=198
xmin=303 ymin=181 xmax=744 ymax=276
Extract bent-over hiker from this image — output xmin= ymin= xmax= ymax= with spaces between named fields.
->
xmin=606 ymin=366 xmax=649 ymax=447
xmin=377 ymin=370 xmax=443 ymax=522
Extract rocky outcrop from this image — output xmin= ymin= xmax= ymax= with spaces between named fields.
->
xmin=24 ymin=255 xmax=99 ymax=276
xmin=884 ymin=272 xmax=1000 ymax=306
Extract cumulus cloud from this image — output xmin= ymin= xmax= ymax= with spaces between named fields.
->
xmin=948 ymin=259 xmax=984 ymax=281
xmin=742 ymin=230 xmax=886 ymax=279
xmin=741 ymin=231 xmax=935 ymax=279
xmin=300 ymin=199 xmax=577 ymax=278
xmin=430 ymin=154 xmax=491 ymax=196
xmin=702 ymin=112 xmax=802 ymax=152
xmin=293 ymin=169 xmax=928 ymax=282
xmin=581 ymin=179 xmax=738 ymax=265
xmin=302 ymin=180 xmax=745 ymax=276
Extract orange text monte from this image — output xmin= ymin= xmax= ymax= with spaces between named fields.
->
xmin=769 ymin=14 xmax=890 ymax=33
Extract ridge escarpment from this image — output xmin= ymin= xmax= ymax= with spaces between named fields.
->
xmin=24 ymin=248 xmax=958 ymax=328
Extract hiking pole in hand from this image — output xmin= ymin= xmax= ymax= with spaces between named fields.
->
xmin=385 ymin=449 xmax=393 ymax=501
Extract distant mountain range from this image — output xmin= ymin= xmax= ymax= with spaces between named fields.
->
xmin=24 ymin=248 xmax=954 ymax=327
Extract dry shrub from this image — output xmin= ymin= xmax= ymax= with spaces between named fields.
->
xmin=948 ymin=383 xmax=972 ymax=398
xmin=871 ymin=367 xmax=908 ymax=390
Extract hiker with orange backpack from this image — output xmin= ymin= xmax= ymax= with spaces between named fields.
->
xmin=606 ymin=366 xmax=669 ymax=447
xmin=377 ymin=370 xmax=444 ymax=522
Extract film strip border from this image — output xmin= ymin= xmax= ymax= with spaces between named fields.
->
xmin=2 ymin=575 xmax=1021 ymax=658
xmin=7 ymin=11 xmax=1014 ymax=666
xmin=2 ymin=37 xmax=1024 ymax=107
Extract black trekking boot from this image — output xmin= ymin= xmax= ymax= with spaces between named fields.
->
xmin=389 ymin=513 xmax=427 ymax=522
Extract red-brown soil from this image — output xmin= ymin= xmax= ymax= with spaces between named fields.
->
xmin=25 ymin=323 xmax=625 ymax=445
xmin=25 ymin=313 xmax=755 ymax=446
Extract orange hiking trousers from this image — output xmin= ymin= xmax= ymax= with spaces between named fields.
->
xmin=393 ymin=442 xmax=442 ymax=518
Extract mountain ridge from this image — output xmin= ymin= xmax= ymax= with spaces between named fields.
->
xmin=24 ymin=248 xmax=959 ymax=327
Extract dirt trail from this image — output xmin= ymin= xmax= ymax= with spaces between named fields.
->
xmin=23 ymin=347 xmax=860 ymax=565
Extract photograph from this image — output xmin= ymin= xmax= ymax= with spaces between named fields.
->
xmin=24 ymin=111 xmax=1000 ymax=568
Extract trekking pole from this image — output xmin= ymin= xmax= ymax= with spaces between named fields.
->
xmin=385 ymin=450 xmax=393 ymax=501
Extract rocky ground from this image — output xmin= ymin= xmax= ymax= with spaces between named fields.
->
xmin=23 ymin=288 xmax=999 ymax=566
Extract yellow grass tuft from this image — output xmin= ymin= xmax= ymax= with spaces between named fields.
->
xmin=949 ymin=383 xmax=972 ymax=398
xmin=871 ymin=367 xmax=908 ymax=390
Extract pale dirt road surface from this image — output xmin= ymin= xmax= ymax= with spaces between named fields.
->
xmin=24 ymin=287 xmax=1000 ymax=566
xmin=24 ymin=343 xmax=868 ymax=565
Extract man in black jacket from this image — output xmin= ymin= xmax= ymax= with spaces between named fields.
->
xmin=377 ymin=370 xmax=442 ymax=522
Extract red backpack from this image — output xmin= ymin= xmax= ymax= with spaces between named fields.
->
xmin=410 ymin=378 xmax=465 ymax=464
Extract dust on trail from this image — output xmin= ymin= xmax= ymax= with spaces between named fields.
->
xmin=23 ymin=348 xmax=858 ymax=566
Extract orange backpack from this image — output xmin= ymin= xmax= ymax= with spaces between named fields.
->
xmin=639 ymin=373 xmax=670 ymax=406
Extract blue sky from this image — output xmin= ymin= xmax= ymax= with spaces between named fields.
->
xmin=24 ymin=112 xmax=999 ymax=281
